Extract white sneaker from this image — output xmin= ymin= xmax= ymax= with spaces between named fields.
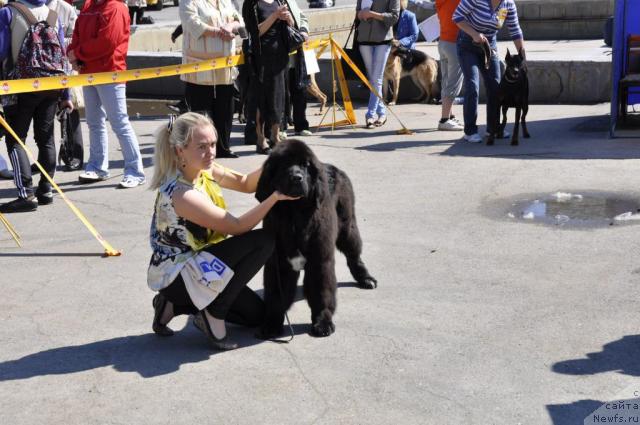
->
xmin=485 ymin=130 xmax=511 ymax=139
xmin=279 ymin=131 xmax=288 ymax=140
xmin=119 ymin=176 xmax=146 ymax=189
xmin=78 ymin=170 xmax=109 ymax=183
xmin=438 ymin=119 xmax=464 ymax=131
xmin=463 ymin=133 xmax=483 ymax=143
xmin=295 ymin=129 xmax=313 ymax=136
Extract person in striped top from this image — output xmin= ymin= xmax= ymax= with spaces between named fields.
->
xmin=453 ymin=0 xmax=525 ymax=143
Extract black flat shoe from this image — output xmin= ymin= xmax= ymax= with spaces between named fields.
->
xmin=256 ymin=145 xmax=272 ymax=155
xmin=216 ymin=150 xmax=239 ymax=159
xmin=198 ymin=311 xmax=238 ymax=350
xmin=152 ymin=294 xmax=174 ymax=336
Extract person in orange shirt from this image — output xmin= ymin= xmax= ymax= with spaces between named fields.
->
xmin=435 ymin=0 xmax=464 ymax=131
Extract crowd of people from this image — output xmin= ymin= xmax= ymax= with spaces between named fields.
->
xmin=0 ymin=0 xmax=528 ymax=347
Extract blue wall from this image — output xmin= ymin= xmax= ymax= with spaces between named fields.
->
xmin=611 ymin=0 xmax=640 ymax=135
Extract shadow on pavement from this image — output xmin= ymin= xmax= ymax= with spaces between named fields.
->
xmin=545 ymin=336 xmax=640 ymax=424
xmin=551 ymin=335 xmax=640 ymax=377
xmin=439 ymin=115 xmax=640 ymax=160
xmin=0 ymin=325 xmax=308 ymax=380
xmin=546 ymin=399 xmax=604 ymax=425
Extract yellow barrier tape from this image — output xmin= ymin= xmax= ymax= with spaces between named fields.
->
xmin=331 ymin=41 xmax=357 ymax=124
xmin=0 ymin=115 xmax=121 ymax=256
xmin=0 ymin=39 xmax=330 ymax=95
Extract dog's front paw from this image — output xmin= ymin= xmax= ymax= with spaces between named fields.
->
xmin=523 ymin=132 xmax=531 ymax=139
xmin=311 ymin=319 xmax=335 ymax=337
xmin=511 ymin=139 xmax=519 ymax=146
xmin=256 ymin=323 xmax=284 ymax=340
xmin=358 ymin=277 xmax=377 ymax=289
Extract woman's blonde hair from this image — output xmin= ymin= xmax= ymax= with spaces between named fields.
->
xmin=400 ymin=0 xmax=408 ymax=9
xmin=150 ymin=112 xmax=216 ymax=190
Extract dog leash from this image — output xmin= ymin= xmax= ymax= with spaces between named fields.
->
xmin=268 ymin=245 xmax=295 ymax=343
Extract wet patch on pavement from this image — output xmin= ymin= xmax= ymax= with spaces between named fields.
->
xmin=492 ymin=191 xmax=640 ymax=228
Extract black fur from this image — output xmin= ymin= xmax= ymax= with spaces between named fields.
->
xmin=487 ymin=49 xmax=531 ymax=146
xmin=255 ymin=139 xmax=377 ymax=338
xmin=393 ymin=46 xmax=428 ymax=72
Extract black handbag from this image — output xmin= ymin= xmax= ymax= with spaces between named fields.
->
xmin=341 ymin=19 xmax=366 ymax=81
xmin=278 ymin=0 xmax=305 ymax=53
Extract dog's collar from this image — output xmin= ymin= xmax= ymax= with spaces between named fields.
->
xmin=503 ymin=73 xmax=519 ymax=83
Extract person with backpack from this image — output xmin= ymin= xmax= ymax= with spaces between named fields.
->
xmin=49 ymin=0 xmax=83 ymax=171
xmin=68 ymin=0 xmax=146 ymax=189
xmin=0 ymin=0 xmax=74 ymax=213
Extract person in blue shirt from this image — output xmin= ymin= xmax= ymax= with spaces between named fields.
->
xmin=454 ymin=0 xmax=525 ymax=143
xmin=393 ymin=0 xmax=418 ymax=49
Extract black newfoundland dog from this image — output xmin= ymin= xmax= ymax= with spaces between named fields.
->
xmin=256 ymin=139 xmax=377 ymax=338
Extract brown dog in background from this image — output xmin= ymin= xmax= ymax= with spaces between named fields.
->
xmin=307 ymin=73 xmax=327 ymax=115
xmin=383 ymin=46 xmax=438 ymax=105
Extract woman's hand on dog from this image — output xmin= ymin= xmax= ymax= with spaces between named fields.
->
xmin=273 ymin=191 xmax=300 ymax=201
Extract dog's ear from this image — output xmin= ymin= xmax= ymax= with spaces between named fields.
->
xmin=255 ymin=156 xmax=275 ymax=202
xmin=506 ymin=48 xmax=511 ymax=60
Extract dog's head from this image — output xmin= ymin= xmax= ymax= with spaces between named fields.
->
xmin=504 ymin=49 xmax=526 ymax=81
xmin=256 ymin=139 xmax=328 ymax=205
xmin=391 ymin=45 xmax=410 ymax=58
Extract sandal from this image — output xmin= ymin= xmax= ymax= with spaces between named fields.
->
xmin=152 ymin=294 xmax=174 ymax=336
xmin=198 ymin=311 xmax=239 ymax=351
xmin=374 ymin=116 xmax=387 ymax=127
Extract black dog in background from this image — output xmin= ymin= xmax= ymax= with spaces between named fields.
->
xmin=487 ymin=49 xmax=531 ymax=146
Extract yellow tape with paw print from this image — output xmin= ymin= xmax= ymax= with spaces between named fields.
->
xmin=0 ymin=39 xmax=330 ymax=95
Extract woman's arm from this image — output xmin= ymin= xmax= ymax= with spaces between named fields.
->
xmin=173 ymin=187 xmax=289 ymax=236
xmin=258 ymin=6 xmax=283 ymax=36
xmin=359 ymin=0 xmax=399 ymax=26
xmin=397 ymin=13 xmax=419 ymax=48
xmin=180 ymin=0 xmax=234 ymax=41
xmin=456 ymin=20 xmax=486 ymax=44
xmin=210 ymin=163 xmax=261 ymax=193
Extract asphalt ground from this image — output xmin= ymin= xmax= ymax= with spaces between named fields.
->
xmin=1 ymin=101 xmax=640 ymax=424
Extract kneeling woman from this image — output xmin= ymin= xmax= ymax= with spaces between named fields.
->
xmin=148 ymin=112 xmax=297 ymax=350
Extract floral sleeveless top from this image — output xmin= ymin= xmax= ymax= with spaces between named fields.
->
xmin=147 ymin=170 xmax=228 ymax=292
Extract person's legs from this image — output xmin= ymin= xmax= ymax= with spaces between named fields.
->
xmin=31 ymin=92 xmax=59 ymax=199
xmin=290 ymin=66 xmax=310 ymax=133
xmin=457 ymin=35 xmax=482 ymax=136
xmin=438 ymin=40 xmax=464 ymax=122
xmin=358 ymin=44 xmax=376 ymax=120
xmin=4 ymin=94 xmax=39 ymax=199
xmin=185 ymin=82 xmax=213 ymax=115
xmin=97 ymin=83 xmax=144 ymax=181
xmin=204 ymin=230 xmax=274 ymax=320
xmin=371 ymin=44 xmax=391 ymax=119
xmin=480 ymin=38 xmax=501 ymax=135
xmin=82 ymin=85 xmax=110 ymax=177
xmin=226 ymin=286 xmax=265 ymax=327
xmin=210 ymin=84 xmax=235 ymax=156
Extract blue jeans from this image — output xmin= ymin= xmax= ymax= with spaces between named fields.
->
xmin=83 ymin=83 xmax=144 ymax=180
xmin=456 ymin=32 xmax=501 ymax=136
xmin=359 ymin=44 xmax=391 ymax=120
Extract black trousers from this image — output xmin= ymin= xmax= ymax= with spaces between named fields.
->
xmin=283 ymin=66 xmax=309 ymax=133
xmin=160 ymin=229 xmax=274 ymax=327
xmin=4 ymin=91 xmax=59 ymax=199
xmin=185 ymin=82 xmax=234 ymax=155
xmin=129 ymin=6 xmax=145 ymax=25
